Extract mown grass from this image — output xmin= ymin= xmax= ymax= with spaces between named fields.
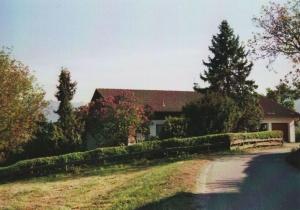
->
xmin=0 ymin=156 xmax=209 ymax=210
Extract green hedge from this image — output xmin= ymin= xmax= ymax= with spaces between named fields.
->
xmin=0 ymin=131 xmax=282 ymax=181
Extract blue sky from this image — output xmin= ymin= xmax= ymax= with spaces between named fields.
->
xmin=0 ymin=0 xmax=290 ymax=102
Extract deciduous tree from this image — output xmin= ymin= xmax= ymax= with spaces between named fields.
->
xmin=266 ymin=82 xmax=299 ymax=110
xmin=250 ymin=0 xmax=300 ymax=66
xmin=85 ymin=91 xmax=151 ymax=147
xmin=250 ymin=0 xmax=300 ymax=91
xmin=0 ymin=50 xmax=46 ymax=161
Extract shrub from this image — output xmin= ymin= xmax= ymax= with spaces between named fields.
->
xmin=183 ymin=92 xmax=241 ymax=136
xmin=0 ymin=50 xmax=47 ymax=163
xmin=0 ymin=133 xmax=230 ymax=180
xmin=83 ymin=91 xmax=151 ymax=148
xmin=160 ymin=117 xmax=188 ymax=139
xmin=1 ymin=120 xmax=86 ymax=167
xmin=0 ymin=131 xmax=282 ymax=181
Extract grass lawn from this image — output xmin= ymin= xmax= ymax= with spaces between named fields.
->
xmin=0 ymin=157 xmax=209 ymax=210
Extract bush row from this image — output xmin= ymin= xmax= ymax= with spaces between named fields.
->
xmin=0 ymin=131 xmax=282 ymax=181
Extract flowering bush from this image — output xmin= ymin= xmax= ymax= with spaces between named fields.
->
xmin=82 ymin=91 xmax=152 ymax=147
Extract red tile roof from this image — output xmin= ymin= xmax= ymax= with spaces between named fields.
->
xmin=92 ymin=88 xmax=300 ymax=118
xmin=259 ymin=97 xmax=300 ymax=118
xmin=93 ymin=88 xmax=199 ymax=112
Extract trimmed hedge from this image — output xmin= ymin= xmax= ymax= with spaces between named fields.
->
xmin=0 ymin=131 xmax=282 ymax=181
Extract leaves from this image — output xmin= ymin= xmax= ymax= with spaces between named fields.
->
xmin=250 ymin=0 xmax=300 ymax=69
xmin=266 ymin=82 xmax=299 ymax=110
xmin=0 ymin=50 xmax=47 ymax=160
xmin=84 ymin=91 xmax=151 ymax=147
xmin=196 ymin=21 xmax=262 ymax=133
xmin=183 ymin=92 xmax=241 ymax=136
xmin=200 ymin=20 xmax=257 ymax=101
xmin=54 ymin=69 xmax=84 ymax=152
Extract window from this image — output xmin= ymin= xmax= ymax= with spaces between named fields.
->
xmin=156 ymin=124 xmax=164 ymax=137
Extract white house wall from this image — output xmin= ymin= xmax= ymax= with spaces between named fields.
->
xmin=149 ymin=118 xmax=296 ymax=142
xmin=261 ymin=117 xmax=296 ymax=142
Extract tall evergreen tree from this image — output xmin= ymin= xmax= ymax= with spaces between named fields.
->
xmin=54 ymin=68 xmax=83 ymax=151
xmin=55 ymin=68 xmax=77 ymax=127
xmin=200 ymin=20 xmax=257 ymax=101
xmin=197 ymin=20 xmax=262 ymax=131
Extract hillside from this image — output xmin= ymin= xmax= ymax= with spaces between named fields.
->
xmin=0 ymin=158 xmax=207 ymax=210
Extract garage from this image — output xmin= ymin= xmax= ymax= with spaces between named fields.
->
xmin=272 ymin=123 xmax=289 ymax=142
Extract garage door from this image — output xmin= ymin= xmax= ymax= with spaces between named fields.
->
xmin=272 ymin=123 xmax=289 ymax=142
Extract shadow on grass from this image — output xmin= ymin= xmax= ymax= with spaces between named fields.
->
xmin=136 ymin=192 xmax=198 ymax=210
xmin=137 ymin=152 xmax=300 ymax=210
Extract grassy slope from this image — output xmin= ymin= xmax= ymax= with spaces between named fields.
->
xmin=0 ymin=158 xmax=208 ymax=210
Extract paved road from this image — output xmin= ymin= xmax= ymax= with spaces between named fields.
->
xmin=196 ymin=146 xmax=300 ymax=210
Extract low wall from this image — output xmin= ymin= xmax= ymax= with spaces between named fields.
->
xmin=230 ymin=137 xmax=283 ymax=150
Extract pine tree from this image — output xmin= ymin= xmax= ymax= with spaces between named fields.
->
xmin=197 ymin=20 xmax=262 ymax=131
xmin=55 ymin=68 xmax=77 ymax=128
xmin=200 ymin=20 xmax=257 ymax=102
xmin=54 ymin=68 xmax=83 ymax=152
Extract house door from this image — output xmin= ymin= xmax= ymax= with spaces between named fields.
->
xmin=272 ymin=123 xmax=289 ymax=142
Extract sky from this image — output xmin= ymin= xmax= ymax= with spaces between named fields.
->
xmin=0 ymin=0 xmax=291 ymax=103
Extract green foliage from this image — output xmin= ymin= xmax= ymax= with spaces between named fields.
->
xmin=160 ymin=117 xmax=188 ymax=139
xmin=54 ymin=68 xmax=84 ymax=152
xmin=230 ymin=130 xmax=283 ymax=140
xmin=0 ymin=120 xmax=71 ymax=166
xmin=194 ymin=20 xmax=262 ymax=132
xmin=55 ymin=68 xmax=77 ymax=122
xmin=0 ymin=131 xmax=282 ymax=180
xmin=235 ymin=95 xmax=263 ymax=132
xmin=266 ymin=83 xmax=299 ymax=110
xmin=183 ymin=92 xmax=241 ymax=136
xmin=199 ymin=20 xmax=257 ymax=100
xmin=0 ymin=49 xmax=47 ymax=162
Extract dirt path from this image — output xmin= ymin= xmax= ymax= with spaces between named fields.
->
xmin=196 ymin=145 xmax=300 ymax=210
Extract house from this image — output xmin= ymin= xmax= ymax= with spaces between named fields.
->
xmin=91 ymin=88 xmax=300 ymax=143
